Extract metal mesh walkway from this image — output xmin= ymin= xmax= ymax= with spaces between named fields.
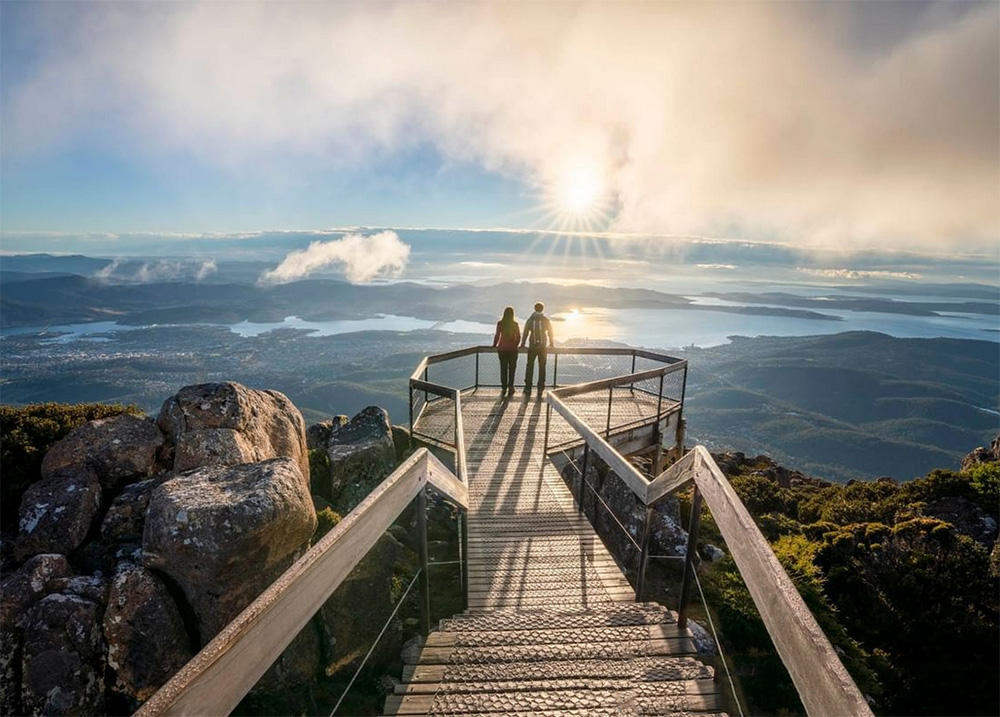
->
xmin=385 ymin=390 xmax=725 ymax=716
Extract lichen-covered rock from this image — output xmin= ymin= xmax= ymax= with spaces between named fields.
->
xmin=306 ymin=416 xmax=349 ymax=450
xmin=142 ymin=458 xmax=316 ymax=642
xmin=1 ymin=554 xmax=73 ymax=632
xmin=45 ymin=576 xmax=108 ymax=606
xmin=0 ymin=554 xmax=73 ymax=716
xmin=327 ymin=406 xmax=395 ymax=511
xmin=101 ymin=478 xmax=163 ymax=543
xmin=157 ymin=382 xmax=310 ymax=485
xmin=15 ymin=468 xmax=102 ymax=562
xmin=40 ymin=415 xmax=165 ymax=491
xmin=103 ymin=562 xmax=192 ymax=704
xmin=21 ymin=593 xmax=106 ymax=716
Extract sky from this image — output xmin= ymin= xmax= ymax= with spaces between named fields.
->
xmin=1 ymin=1 xmax=998 ymax=262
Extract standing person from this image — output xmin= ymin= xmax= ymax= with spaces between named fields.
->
xmin=521 ymin=302 xmax=554 ymax=396
xmin=492 ymin=306 xmax=521 ymax=397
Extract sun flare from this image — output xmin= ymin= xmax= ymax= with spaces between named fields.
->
xmin=558 ymin=168 xmax=604 ymax=214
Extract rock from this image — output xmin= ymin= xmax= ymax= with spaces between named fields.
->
xmin=142 ymin=458 xmax=316 ymax=643
xmin=15 ymin=467 xmax=102 ymax=562
xmin=327 ymin=406 xmax=395 ymax=511
xmin=101 ymin=478 xmax=163 ymax=543
xmin=157 ymin=382 xmax=310 ymax=485
xmin=317 ymin=533 xmax=411 ymax=674
xmin=306 ymin=417 xmax=348 ymax=451
xmin=962 ymin=434 xmax=1000 ymax=470
xmin=103 ymin=562 xmax=192 ymax=704
xmin=1 ymin=554 xmax=73 ymax=632
xmin=687 ymin=619 xmax=717 ymax=656
xmin=391 ymin=425 xmax=411 ymax=460
xmin=0 ymin=554 xmax=74 ymax=715
xmin=46 ymin=576 xmax=108 ymax=606
xmin=41 ymin=415 xmax=165 ymax=492
xmin=21 ymin=593 xmax=106 ymax=716
xmin=701 ymin=544 xmax=726 ymax=562
xmin=925 ymin=496 xmax=998 ymax=545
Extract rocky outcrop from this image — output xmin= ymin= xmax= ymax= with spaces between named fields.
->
xmin=306 ymin=416 xmax=348 ymax=450
xmin=15 ymin=467 xmax=102 ymax=562
xmin=40 ymin=415 xmax=166 ymax=492
xmin=157 ymin=382 xmax=310 ymax=484
xmin=21 ymin=593 xmax=106 ymax=716
xmin=961 ymin=433 xmax=1000 ymax=471
xmin=103 ymin=562 xmax=192 ymax=705
xmin=142 ymin=458 xmax=316 ymax=642
xmin=327 ymin=406 xmax=395 ymax=511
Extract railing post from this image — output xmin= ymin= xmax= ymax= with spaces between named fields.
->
xmin=474 ymin=352 xmax=479 ymax=390
xmin=677 ymin=487 xmax=703 ymax=629
xmin=408 ymin=381 xmax=414 ymax=434
xmin=543 ymin=403 xmax=552 ymax=454
xmin=606 ymin=385 xmax=614 ymax=438
xmin=423 ymin=366 xmax=428 ymax=406
xmin=578 ymin=445 xmax=589 ymax=515
xmin=553 ymin=352 xmax=558 ymax=387
xmin=458 ymin=510 xmax=468 ymax=609
xmin=635 ymin=504 xmax=654 ymax=602
xmin=417 ymin=488 xmax=430 ymax=637
xmin=630 ymin=352 xmax=636 ymax=392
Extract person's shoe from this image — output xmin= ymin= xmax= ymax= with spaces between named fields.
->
xmin=523 ymin=387 xmax=531 ymax=397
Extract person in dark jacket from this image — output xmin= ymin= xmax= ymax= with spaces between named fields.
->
xmin=520 ymin=302 xmax=554 ymax=396
xmin=492 ymin=306 xmax=521 ymax=396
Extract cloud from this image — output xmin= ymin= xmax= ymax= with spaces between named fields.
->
xmin=2 ymin=0 xmax=997 ymax=252
xmin=259 ymin=231 xmax=410 ymax=284
xmin=93 ymin=258 xmax=218 ymax=282
xmin=798 ymin=268 xmax=924 ymax=281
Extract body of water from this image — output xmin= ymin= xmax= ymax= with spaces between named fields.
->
xmin=1 ymin=304 xmax=997 ymax=349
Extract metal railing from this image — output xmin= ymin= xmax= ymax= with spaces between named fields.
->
xmin=409 ymin=345 xmax=687 ymax=459
xmin=136 ymin=449 xmax=468 ymax=717
xmin=544 ymin=391 xmax=874 ymax=717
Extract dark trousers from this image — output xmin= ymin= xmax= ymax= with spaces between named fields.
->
xmin=524 ymin=347 xmax=548 ymax=392
xmin=498 ymin=350 xmax=517 ymax=391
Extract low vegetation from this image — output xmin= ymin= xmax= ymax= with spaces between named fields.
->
xmin=697 ymin=458 xmax=1000 ymax=716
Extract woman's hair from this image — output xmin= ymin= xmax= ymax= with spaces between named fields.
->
xmin=499 ymin=306 xmax=517 ymax=336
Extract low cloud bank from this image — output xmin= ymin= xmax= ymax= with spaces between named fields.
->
xmin=258 ymin=231 xmax=410 ymax=284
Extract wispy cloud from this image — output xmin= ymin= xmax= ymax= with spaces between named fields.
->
xmin=798 ymin=268 xmax=924 ymax=281
xmin=93 ymin=258 xmax=218 ymax=282
xmin=258 ymin=231 xmax=410 ymax=284
xmin=2 ymin=2 xmax=996 ymax=251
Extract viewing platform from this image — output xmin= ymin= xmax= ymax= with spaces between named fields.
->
xmin=137 ymin=346 xmax=871 ymax=717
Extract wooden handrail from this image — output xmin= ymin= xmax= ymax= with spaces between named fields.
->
xmin=136 ymin=449 xmax=466 ymax=717
xmin=545 ymin=383 xmax=873 ymax=717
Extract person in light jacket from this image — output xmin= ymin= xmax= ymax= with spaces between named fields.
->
xmin=520 ymin=302 xmax=554 ymax=397
xmin=492 ymin=306 xmax=521 ymax=397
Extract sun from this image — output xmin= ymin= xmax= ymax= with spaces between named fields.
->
xmin=558 ymin=166 xmax=604 ymax=214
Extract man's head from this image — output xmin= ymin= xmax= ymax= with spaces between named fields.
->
xmin=534 ymin=302 xmax=544 ymax=312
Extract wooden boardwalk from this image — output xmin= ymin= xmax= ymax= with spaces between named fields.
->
xmin=385 ymin=390 xmax=725 ymax=716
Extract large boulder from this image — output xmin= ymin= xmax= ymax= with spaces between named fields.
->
xmin=142 ymin=458 xmax=316 ymax=643
xmin=15 ymin=467 xmax=102 ymax=562
xmin=157 ymin=382 xmax=310 ymax=485
xmin=0 ymin=554 xmax=73 ymax=716
xmin=306 ymin=416 xmax=349 ymax=451
xmin=327 ymin=407 xmax=395 ymax=511
xmin=103 ymin=562 xmax=192 ymax=705
xmin=21 ymin=593 xmax=106 ymax=716
xmin=100 ymin=478 xmax=163 ymax=544
xmin=40 ymin=415 xmax=166 ymax=491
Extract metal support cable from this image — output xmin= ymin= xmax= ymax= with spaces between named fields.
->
xmin=692 ymin=567 xmax=745 ymax=717
xmin=329 ymin=568 xmax=422 ymax=717
xmin=555 ymin=449 xmax=641 ymax=551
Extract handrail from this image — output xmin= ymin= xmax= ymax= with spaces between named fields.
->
xmin=136 ymin=449 xmax=467 ymax=717
xmin=545 ymin=387 xmax=874 ymax=717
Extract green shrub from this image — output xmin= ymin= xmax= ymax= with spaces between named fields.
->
xmin=0 ymin=402 xmax=143 ymax=531
xmin=965 ymin=462 xmax=1000 ymax=513
xmin=312 ymin=507 xmax=342 ymax=545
